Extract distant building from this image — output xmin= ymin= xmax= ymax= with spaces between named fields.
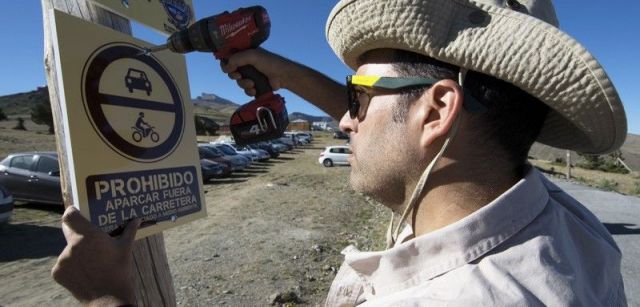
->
xmin=312 ymin=121 xmax=329 ymax=130
xmin=288 ymin=119 xmax=310 ymax=131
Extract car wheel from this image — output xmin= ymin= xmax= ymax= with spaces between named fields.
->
xmin=323 ymin=159 xmax=333 ymax=167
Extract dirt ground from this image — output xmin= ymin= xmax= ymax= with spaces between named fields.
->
xmin=0 ymin=126 xmax=388 ymax=307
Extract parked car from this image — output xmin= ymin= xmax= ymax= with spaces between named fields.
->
xmin=200 ymin=159 xmax=226 ymax=182
xmin=212 ymin=143 xmax=253 ymax=165
xmin=198 ymin=145 xmax=245 ymax=171
xmin=296 ymin=132 xmax=314 ymax=141
xmin=284 ymin=132 xmax=307 ymax=145
xmin=0 ymin=152 xmax=63 ymax=205
xmin=204 ymin=144 xmax=252 ymax=167
xmin=0 ymin=185 xmax=14 ymax=224
xmin=333 ymin=131 xmax=350 ymax=140
xmin=295 ymin=135 xmax=310 ymax=145
xmin=267 ymin=140 xmax=289 ymax=153
xmin=318 ymin=146 xmax=352 ymax=167
xmin=215 ymin=143 xmax=257 ymax=162
xmin=274 ymin=138 xmax=295 ymax=150
xmin=231 ymin=143 xmax=270 ymax=161
xmin=228 ymin=143 xmax=259 ymax=161
xmin=293 ymin=132 xmax=313 ymax=143
xmin=249 ymin=143 xmax=279 ymax=159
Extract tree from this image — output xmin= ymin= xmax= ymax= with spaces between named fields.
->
xmin=13 ymin=117 xmax=26 ymax=130
xmin=0 ymin=108 xmax=7 ymax=121
xmin=194 ymin=115 xmax=220 ymax=136
xmin=31 ymin=101 xmax=54 ymax=134
xmin=577 ymin=152 xmax=629 ymax=174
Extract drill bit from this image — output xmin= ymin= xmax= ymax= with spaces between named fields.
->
xmin=138 ymin=44 xmax=169 ymax=56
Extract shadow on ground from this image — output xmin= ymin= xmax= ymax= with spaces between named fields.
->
xmin=0 ymin=223 xmax=65 ymax=262
xmin=304 ymin=146 xmax=328 ymax=150
xmin=206 ymin=179 xmax=248 ymax=185
xmin=534 ymin=165 xmax=564 ymax=177
xmin=604 ymin=223 xmax=640 ymax=235
xmin=238 ymin=169 xmax=268 ymax=174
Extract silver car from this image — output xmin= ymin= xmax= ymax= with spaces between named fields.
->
xmin=0 ymin=152 xmax=63 ymax=205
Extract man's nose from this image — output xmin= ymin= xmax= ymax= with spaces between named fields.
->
xmin=339 ymin=111 xmax=357 ymax=134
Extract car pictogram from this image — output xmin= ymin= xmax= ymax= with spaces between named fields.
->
xmin=125 ymin=68 xmax=152 ymax=96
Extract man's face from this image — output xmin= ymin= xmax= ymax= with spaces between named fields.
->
xmin=339 ymin=51 xmax=421 ymax=208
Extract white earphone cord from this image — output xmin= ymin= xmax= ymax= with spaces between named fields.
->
xmin=385 ymin=69 xmax=467 ymax=249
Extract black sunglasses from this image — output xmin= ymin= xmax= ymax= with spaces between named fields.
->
xmin=346 ymin=75 xmax=437 ymax=120
xmin=346 ymin=75 xmax=487 ymax=120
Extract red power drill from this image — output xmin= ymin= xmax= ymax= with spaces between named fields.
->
xmin=143 ymin=6 xmax=288 ymax=145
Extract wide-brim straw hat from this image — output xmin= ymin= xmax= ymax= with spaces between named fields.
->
xmin=326 ymin=0 xmax=627 ymax=154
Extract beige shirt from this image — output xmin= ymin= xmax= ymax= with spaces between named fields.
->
xmin=326 ymin=168 xmax=626 ymax=306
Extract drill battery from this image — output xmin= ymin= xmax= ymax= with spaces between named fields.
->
xmin=230 ymin=92 xmax=289 ymax=145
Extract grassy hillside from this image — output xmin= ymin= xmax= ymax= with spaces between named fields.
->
xmin=0 ymin=87 xmax=49 ymax=115
xmin=529 ymin=134 xmax=640 ymax=172
xmin=192 ymin=105 xmax=231 ymax=123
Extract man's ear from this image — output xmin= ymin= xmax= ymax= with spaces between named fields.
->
xmin=413 ymin=79 xmax=463 ymax=149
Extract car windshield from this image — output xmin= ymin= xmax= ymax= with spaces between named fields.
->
xmin=216 ymin=145 xmax=236 ymax=155
xmin=127 ymin=70 xmax=146 ymax=79
xmin=204 ymin=146 xmax=223 ymax=157
xmin=199 ymin=147 xmax=217 ymax=159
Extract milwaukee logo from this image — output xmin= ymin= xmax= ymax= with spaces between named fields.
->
xmin=220 ymin=16 xmax=252 ymax=37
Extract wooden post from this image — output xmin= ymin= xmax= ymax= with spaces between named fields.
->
xmin=41 ymin=1 xmax=176 ymax=305
xmin=565 ymin=150 xmax=571 ymax=180
xmin=617 ymin=157 xmax=633 ymax=173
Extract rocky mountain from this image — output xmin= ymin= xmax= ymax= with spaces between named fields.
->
xmin=288 ymin=112 xmax=334 ymax=123
xmin=190 ymin=93 xmax=240 ymax=123
xmin=192 ymin=93 xmax=239 ymax=110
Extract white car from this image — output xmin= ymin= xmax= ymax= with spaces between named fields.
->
xmin=318 ymin=145 xmax=351 ymax=167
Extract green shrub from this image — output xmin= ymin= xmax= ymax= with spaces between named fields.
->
xmin=31 ymin=102 xmax=54 ymax=134
xmin=13 ymin=117 xmax=26 ymax=130
xmin=597 ymin=179 xmax=618 ymax=191
xmin=550 ymin=157 xmax=566 ymax=166
xmin=633 ymin=182 xmax=640 ymax=196
xmin=0 ymin=108 xmax=6 ymax=121
xmin=576 ymin=154 xmax=629 ymax=174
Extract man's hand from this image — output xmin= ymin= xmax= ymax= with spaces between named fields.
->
xmin=221 ymin=48 xmax=291 ymax=97
xmin=52 ymin=206 xmax=140 ymax=305
xmin=221 ymin=48 xmax=348 ymax=120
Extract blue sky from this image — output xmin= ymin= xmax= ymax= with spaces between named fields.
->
xmin=0 ymin=1 xmax=638 ymax=134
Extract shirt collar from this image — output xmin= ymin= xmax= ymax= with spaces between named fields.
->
xmin=343 ymin=167 xmax=550 ymax=296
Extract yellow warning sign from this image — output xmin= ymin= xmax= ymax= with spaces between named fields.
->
xmin=90 ymin=0 xmax=194 ymax=34
xmin=49 ymin=9 xmax=206 ymax=239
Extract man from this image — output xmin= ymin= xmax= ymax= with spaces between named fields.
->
xmin=134 ymin=112 xmax=152 ymax=138
xmin=52 ymin=0 xmax=627 ymax=305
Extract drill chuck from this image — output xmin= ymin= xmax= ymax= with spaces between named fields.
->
xmin=141 ymin=44 xmax=170 ymax=55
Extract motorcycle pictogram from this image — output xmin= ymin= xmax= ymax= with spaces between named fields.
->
xmin=132 ymin=112 xmax=159 ymax=142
